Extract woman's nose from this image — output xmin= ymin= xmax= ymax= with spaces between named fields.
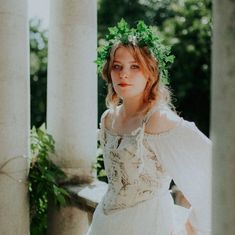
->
xmin=120 ymin=68 xmax=129 ymax=79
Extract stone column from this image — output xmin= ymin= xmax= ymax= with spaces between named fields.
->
xmin=211 ymin=0 xmax=235 ymax=234
xmin=0 ymin=0 xmax=30 ymax=234
xmin=47 ymin=0 xmax=97 ymax=179
xmin=47 ymin=0 xmax=97 ymax=234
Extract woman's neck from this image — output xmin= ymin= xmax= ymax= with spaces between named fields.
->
xmin=119 ymin=97 xmax=145 ymax=120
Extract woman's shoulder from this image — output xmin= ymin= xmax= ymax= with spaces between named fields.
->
xmin=99 ymin=108 xmax=115 ymax=130
xmin=145 ymin=106 xmax=183 ymax=135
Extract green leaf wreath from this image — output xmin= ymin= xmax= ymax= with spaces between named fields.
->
xmin=96 ymin=18 xmax=175 ymax=85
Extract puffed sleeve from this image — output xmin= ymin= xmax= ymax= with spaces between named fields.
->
xmin=152 ymin=119 xmax=212 ymax=235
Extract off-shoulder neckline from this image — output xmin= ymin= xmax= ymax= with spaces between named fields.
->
xmin=103 ymin=116 xmax=185 ymax=138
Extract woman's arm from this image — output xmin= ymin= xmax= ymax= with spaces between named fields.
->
xmin=147 ymin=110 xmax=212 ymax=234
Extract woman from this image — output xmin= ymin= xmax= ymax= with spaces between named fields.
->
xmin=87 ymin=19 xmax=212 ymax=235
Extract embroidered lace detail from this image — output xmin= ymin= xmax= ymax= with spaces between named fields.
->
xmin=98 ymin=105 xmax=172 ymax=215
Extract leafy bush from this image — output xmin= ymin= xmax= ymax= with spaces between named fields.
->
xmin=30 ymin=18 xmax=48 ymax=128
xmin=29 ymin=124 xmax=70 ymax=235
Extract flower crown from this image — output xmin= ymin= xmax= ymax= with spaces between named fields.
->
xmin=96 ymin=19 xmax=175 ymax=85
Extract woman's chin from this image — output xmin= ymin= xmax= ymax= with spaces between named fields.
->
xmin=118 ymin=93 xmax=144 ymax=100
xmin=114 ymin=88 xmax=145 ymax=100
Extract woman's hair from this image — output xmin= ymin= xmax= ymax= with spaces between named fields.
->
xmin=101 ymin=42 xmax=176 ymax=115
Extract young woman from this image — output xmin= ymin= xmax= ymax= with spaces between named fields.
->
xmin=87 ymin=19 xmax=212 ymax=235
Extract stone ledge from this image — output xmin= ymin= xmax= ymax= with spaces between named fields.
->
xmin=65 ymin=179 xmax=108 ymax=212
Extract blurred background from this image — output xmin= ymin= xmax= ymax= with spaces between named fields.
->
xmin=30 ymin=0 xmax=212 ymax=136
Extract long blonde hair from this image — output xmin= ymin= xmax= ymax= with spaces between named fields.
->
xmin=101 ymin=42 xmax=176 ymax=115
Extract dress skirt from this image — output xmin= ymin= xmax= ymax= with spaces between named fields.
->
xmin=86 ymin=192 xmax=190 ymax=235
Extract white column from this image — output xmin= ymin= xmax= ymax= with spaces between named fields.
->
xmin=47 ymin=1 xmax=97 ymax=234
xmin=0 ymin=0 xmax=30 ymax=234
xmin=47 ymin=0 xmax=97 ymax=178
xmin=211 ymin=0 xmax=235 ymax=234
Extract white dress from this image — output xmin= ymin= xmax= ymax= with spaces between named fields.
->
xmin=86 ymin=104 xmax=212 ymax=235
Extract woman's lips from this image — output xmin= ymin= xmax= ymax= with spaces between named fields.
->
xmin=118 ymin=83 xmax=131 ymax=87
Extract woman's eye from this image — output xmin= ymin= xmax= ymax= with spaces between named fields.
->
xmin=112 ymin=64 xmax=121 ymax=70
xmin=131 ymin=64 xmax=140 ymax=69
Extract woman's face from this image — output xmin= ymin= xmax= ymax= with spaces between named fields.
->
xmin=110 ymin=46 xmax=148 ymax=100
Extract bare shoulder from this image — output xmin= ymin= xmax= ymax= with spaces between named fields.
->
xmin=145 ymin=107 xmax=182 ymax=135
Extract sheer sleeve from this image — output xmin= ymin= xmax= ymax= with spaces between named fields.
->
xmin=152 ymin=120 xmax=212 ymax=235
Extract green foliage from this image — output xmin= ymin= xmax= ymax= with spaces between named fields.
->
xmin=30 ymin=18 xmax=48 ymax=128
xmin=159 ymin=0 xmax=212 ymax=134
xmin=29 ymin=124 xmax=70 ymax=235
xmin=98 ymin=0 xmax=175 ymax=36
xmin=98 ymin=0 xmax=151 ymax=36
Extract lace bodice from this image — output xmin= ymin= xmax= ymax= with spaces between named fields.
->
xmin=98 ymin=104 xmax=174 ymax=215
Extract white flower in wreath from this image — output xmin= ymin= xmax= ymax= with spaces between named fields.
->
xmin=128 ymin=35 xmax=137 ymax=45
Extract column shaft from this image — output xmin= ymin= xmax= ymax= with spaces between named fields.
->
xmin=0 ymin=0 xmax=30 ymax=234
xmin=47 ymin=0 xmax=97 ymax=177
xmin=47 ymin=1 xmax=97 ymax=234
xmin=211 ymin=0 xmax=235 ymax=234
